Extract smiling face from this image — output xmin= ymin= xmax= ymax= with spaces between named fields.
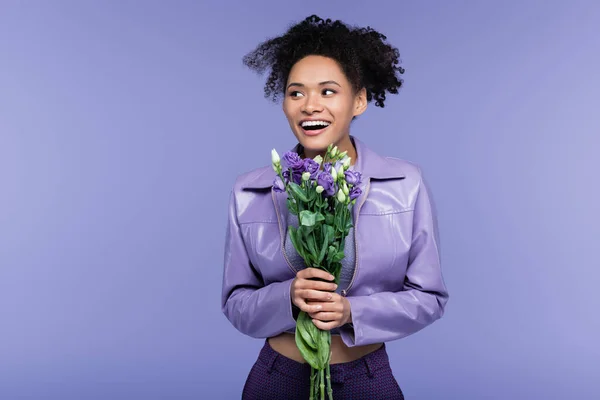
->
xmin=282 ymin=55 xmax=367 ymax=161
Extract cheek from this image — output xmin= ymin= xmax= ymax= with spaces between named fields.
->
xmin=282 ymin=99 xmax=297 ymax=117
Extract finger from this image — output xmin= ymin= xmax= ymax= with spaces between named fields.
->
xmin=311 ymin=318 xmax=341 ymax=331
xmin=310 ymin=311 xmax=339 ymax=322
xmin=307 ymin=301 xmax=341 ymax=313
xmin=301 ymin=289 xmax=334 ymax=302
xmin=298 ymin=268 xmax=334 ymax=282
xmin=298 ymin=300 xmax=324 ymax=314
xmin=301 ymin=280 xmax=338 ymax=292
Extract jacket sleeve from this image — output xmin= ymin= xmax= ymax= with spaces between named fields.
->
xmin=340 ymin=171 xmax=449 ymax=347
xmin=221 ymin=189 xmax=297 ymax=338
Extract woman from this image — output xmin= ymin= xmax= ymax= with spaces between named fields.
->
xmin=221 ymin=15 xmax=449 ymax=399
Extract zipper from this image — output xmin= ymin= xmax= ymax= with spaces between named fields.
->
xmin=341 ymin=179 xmax=371 ymax=297
xmin=272 ymin=189 xmax=298 ymax=274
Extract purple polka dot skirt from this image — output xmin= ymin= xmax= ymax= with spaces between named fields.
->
xmin=242 ymin=340 xmax=404 ymax=399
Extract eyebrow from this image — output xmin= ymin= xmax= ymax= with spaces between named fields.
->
xmin=287 ymin=80 xmax=342 ymax=90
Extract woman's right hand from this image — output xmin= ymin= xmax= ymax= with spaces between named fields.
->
xmin=291 ymin=268 xmax=338 ymax=314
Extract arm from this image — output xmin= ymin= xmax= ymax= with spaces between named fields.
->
xmin=340 ymin=171 xmax=449 ymax=347
xmin=221 ymin=189 xmax=297 ymax=338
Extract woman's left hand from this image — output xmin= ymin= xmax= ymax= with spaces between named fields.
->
xmin=307 ymin=293 xmax=352 ymax=330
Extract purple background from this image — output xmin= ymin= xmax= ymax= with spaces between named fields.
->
xmin=1 ymin=1 xmax=599 ymax=399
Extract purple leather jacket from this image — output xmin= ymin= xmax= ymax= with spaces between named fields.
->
xmin=221 ymin=136 xmax=449 ymax=347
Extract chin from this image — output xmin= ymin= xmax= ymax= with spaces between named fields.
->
xmin=298 ymin=137 xmax=333 ymax=156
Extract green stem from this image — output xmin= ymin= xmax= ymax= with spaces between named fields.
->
xmin=310 ymin=367 xmax=315 ymax=400
xmin=314 ymin=369 xmax=320 ymax=399
xmin=326 ymin=364 xmax=333 ymax=400
xmin=320 ymin=368 xmax=325 ymax=399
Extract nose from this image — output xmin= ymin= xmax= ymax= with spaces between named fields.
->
xmin=302 ymin=93 xmax=323 ymax=114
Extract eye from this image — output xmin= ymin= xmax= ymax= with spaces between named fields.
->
xmin=322 ymin=89 xmax=336 ymax=96
xmin=289 ymin=91 xmax=304 ymax=98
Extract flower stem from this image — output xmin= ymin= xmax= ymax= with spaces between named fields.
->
xmin=326 ymin=364 xmax=333 ymax=400
xmin=320 ymin=368 xmax=325 ymax=399
xmin=310 ymin=367 xmax=315 ymax=400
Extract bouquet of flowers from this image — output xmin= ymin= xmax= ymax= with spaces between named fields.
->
xmin=270 ymin=144 xmax=362 ymax=400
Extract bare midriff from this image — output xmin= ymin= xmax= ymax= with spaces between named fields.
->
xmin=268 ymin=331 xmax=382 ymax=364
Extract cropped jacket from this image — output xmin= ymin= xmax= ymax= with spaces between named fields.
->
xmin=221 ymin=136 xmax=449 ymax=347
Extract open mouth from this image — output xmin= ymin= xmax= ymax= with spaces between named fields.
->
xmin=300 ymin=120 xmax=331 ymax=132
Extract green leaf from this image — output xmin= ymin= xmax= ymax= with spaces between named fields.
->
xmin=317 ymin=226 xmax=329 ymax=265
xmin=324 ymin=225 xmax=335 ymax=245
xmin=289 ymin=182 xmax=309 ymax=203
xmin=317 ymin=329 xmax=331 ymax=366
xmin=295 ymin=325 xmax=320 ymax=369
xmin=325 ymin=214 xmax=334 ymax=226
xmin=307 ymin=232 xmax=318 ymax=258
xmin=332 ymin=250 xmax=345 ymax=263
xmin=287 ymin=198 xmax=298 ymax=215
xmin=297 ymin=312 xmax=317 ymax=350
xmin=299 ymin=210 xmax=325 ymax=227
xmin=334 ymin=208 xmax=343 ymax=233
xmin=327 ymin=245 xmax=336 ymax=263
xmin=289 ymin=227 xmax=305 ymax=259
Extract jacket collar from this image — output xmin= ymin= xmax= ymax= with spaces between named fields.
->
xmin=241 ymin=135 xmax=405 ymax=190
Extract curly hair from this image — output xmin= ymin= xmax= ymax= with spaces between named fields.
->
xmin=242 ymin=15 xmax=405 ymax=108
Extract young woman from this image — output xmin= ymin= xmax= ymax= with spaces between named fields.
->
xmin=221 ymin=15 xmax=449 ymax=399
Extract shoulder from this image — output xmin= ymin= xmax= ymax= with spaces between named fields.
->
xmin=231 ymin=165 xmax=274 ymax=192
xmin=383 ymin=156 xmax=422 ymax=176
xmin=379 ymin=155 xmax=425 ymax=190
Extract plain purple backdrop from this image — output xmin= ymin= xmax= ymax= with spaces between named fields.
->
xmin=1 ymin=1 xmax=599 ymax=399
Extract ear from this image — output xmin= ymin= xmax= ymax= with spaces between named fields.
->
xmin=353 ymin=87 xmax=368 ymax=117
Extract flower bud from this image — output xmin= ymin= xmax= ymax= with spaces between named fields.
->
xmin=313 ymin=155 xmax=323 ymax=165
xmin=331 ymin=146 xmax=338 ymax=157
xmin=342 ymin=181 xmax=349 ymax=195
xmin=336 ymin=188 xmax=346 ymax=203
xmin=271 ymin=149 xmax=280 ymax=164
xmin=343 ymin=157 xmax=351 ymax=170
xmin=331 ymin=166 xmax=337 ymax=180
xmin=316 ymin=185 xmax=324 ymax=194
xmin=271 ymin=149 xmax=281 ymax=173
xmin=302 ymin=171 xmax=311 ymax=181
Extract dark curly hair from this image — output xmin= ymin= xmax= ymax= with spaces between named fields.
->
xmin=243 ymin=15 xmax=405 ymax=108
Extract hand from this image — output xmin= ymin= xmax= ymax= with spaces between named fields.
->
xmin=290 ymin=267 xmax=352 ymax=331
xmin=291 ymin=267 xmax=338 ymax=314
xmin=308 ymin=292 xmax=352 ymax=331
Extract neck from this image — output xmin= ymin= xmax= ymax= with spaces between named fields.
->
xmin=301 ymin=135 xmax=357 ymax=166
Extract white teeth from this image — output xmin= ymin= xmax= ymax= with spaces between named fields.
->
xmin=301 ymin=120 xmax=331 ymax=128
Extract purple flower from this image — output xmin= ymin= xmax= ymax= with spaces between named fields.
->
xmin=349 ymin=186 xmax=362 ymax=200
xmin=322 ymin=162 xmax=332 ymax=174
xmin=303 ymin=158 xmax=320 ymax=179
xmin=317 ymin=171 xmax=336 ymax=197
xmin=273 ymin=176 xmax=285 ymax=192
xmin=282 ymin=152 xmax=304 ymax=172
xmin=283 ymin=169 xmax=302 ymax=185
xmin=344 ymin=170 xmax=362 ymax=186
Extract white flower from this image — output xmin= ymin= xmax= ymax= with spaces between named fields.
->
xmin=271 ymin=149 xmax=280 ymax=164
xmin=316 ymin=185 xmax=324 ymax=194
xmin=313 ymin=155 xmax=323 ymax=165
xmin=331 ymin=146 xmax=338 ymax=157
xmin=343 ymin=157 xmax=351 ymax=170
xmin=302 ymin=171 xmax=311 ymax=181
xmin=336 ymin=188 xmax=346 ymax=203
xmin=331 ymin=166 xmax=337 ymax=180
xmin=342 ymin=181 xmax=349 ymax=195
